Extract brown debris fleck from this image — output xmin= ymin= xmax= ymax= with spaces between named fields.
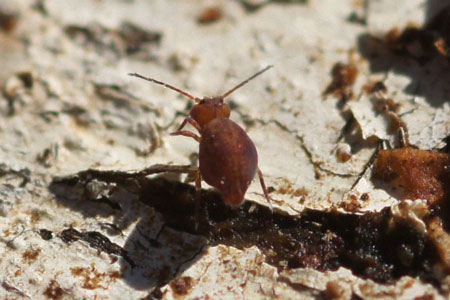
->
xmin=323 ymin=62 xmax=358 ymax=104
xmin=39 ymin=229 xmax=53 ymax=240
xmin=71 ymin=266 xmax=122 ymax=290
xmin=434 ymin=38 xmax=450 ymax=57
xmin=197 ymin=7 xmax=223 ymax=24
xmin=363 ymin=80 xmax=387 ymax=95
xmin=22 ymin=248 xmax=41 ymax=264
xmin=36 ymin=144 xmax=59 ymax=168
xmin=341 ymin=193 xmax=362 ymax=212
xmin=373 ymin=148 xmax=450 ymax=206
xmin=360 ymin=193 xmax=369 ymax=201
xmin=336 ymin=144 xmax=352 ymax=163
xmin=43 ymin=280 xmax=65 ymax=300
xmin=0 ymin=10 xmax=18 ymax=32
xmin=276 ymin=178 xmax=308 ymax=197
xmin=169 ymin=276 xmax=194 ymax=296
xmin=325 ymin=280 xmax=347 ymax=299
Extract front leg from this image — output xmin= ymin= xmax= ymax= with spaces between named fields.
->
xmin=170 ymin=130 xmax=201 ymax=143
xmin=175 ymin=117 xmax=202 ymax=133
xmin=194 ymin=170 xmax=202 ymax=231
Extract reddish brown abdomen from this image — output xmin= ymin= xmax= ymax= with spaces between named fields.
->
xmin=199 ymin=118 xmax=258 ymax=206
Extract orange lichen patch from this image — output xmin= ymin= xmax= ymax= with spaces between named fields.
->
xmin=341 ymin=193 xmax=362 ymax=212
xmin=71 ymin=266 xmax=122 ymax=290
xmin=276 ymin=178 xmax=308 ymax=198
xmin=373 ymin=148 xmax=450 ymax=205
xmin=43 ymin=280 xmax=65 ymax=300
xmin=22 ymin=248 xmax=41 ymax=264
xmin=427 ymin=217 xmax=450 ymax=270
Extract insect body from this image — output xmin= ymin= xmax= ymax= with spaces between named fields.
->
xmin=199 ymin=117 xmax=258 ymax=206
xmin=129 ymin=66 xmax=273 ymax=209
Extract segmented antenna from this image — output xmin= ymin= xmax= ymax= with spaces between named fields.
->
xmin=221 ymin=65 xmax=273 ymax=99
xmin=129 ymin=73 xmax=201 ymax=103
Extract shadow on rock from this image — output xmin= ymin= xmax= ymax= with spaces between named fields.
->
xmin=358 ymin=2 xmax=450 ymax=107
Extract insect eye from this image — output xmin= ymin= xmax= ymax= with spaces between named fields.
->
xmin=218 ymin=103 xmax=230 ymax=118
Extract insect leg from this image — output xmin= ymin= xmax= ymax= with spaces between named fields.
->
xmin=257 ymin=168 xmax=273 ymax=211
xmin=194 ymin=170 xmax=202 ymax=231
xmin=170 ymin=130 xmax=201 ymax=142
xmin=175 ymin=117 xmax=201 ymax=133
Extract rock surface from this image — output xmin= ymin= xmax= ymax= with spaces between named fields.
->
xmin=1 ymin=0 xmax=449 ymax=299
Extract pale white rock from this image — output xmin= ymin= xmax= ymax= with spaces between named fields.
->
xmin=1 ymin=0 xmax=449 ymax=299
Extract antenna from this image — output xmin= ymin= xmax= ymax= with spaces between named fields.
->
xmin=129 ymin=73 xmax=201 ymax=103
xmin=221 ymin=65 xmax=273 ymax=99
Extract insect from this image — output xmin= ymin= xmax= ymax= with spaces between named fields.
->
xmin=129 ymin=66 xmax=273 ymax=214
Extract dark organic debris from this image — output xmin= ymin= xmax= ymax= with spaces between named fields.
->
xmin=52 ymin=164 xmax=196 ymax=186
xmin=137 ymin=176 xmax=445 ymax=286
xmin=50 ymin=166 xmax=448 ymax=289
xmin=323 ymin=62 xmax=358 ymax=105
xmin=59 ymin=228 xmax=135 ymax=267
xmin=39 ymin=229 xmax=54 ymax=240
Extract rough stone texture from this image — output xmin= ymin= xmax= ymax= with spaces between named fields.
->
xmin=1 ymin=0 xmax=449 ymax=299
